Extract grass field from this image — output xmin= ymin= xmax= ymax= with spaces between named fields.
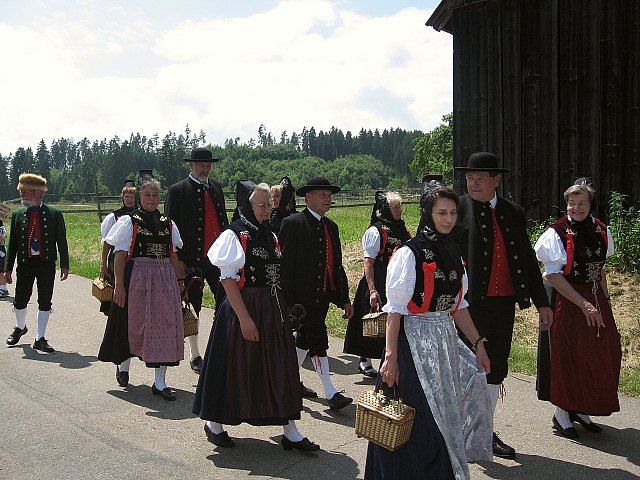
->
xmin=7 ymin=203 xmax=639 ymax=396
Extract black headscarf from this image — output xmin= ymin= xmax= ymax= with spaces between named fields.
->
xmin=419 ymin=180 xmax=463 ymax=278
xmin=276 ymin=176 xmax=296 ymax=214
xmin=370 ymin=191 xmax=409 ymax=240
xmin=235 ymin=180 xmax=276 ymax=251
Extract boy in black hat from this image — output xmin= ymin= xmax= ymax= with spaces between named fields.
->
xmin=165 ymin=148 xmax=229 ymax=373
xmin=279 ymin=177 xmax=354 ymax=410
xmin=454 ymin=152 xmax=553 ymax=458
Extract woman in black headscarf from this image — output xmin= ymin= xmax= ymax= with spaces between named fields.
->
xmin=193 ymin=181 xmax=319 ymax=452
xmin=270 ymin=176 xmax=297 ymax=234
xmin=364 ymin=182 xmax=492 ymax=480
xmin=534 ymin=179 xmax=620 ymax=438
xmin=344 ymin=191 xmax=411 ymax=377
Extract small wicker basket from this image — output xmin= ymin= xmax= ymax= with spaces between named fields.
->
xmin=182 ymin=302 xmax=199 ymax=337
xmin=91 ymin=277 xmax=113 ymax=302
xmin=355 ymin=388 xmax=416 ymax=451
xmin=362 ymin=311 xmax=387 ymax=338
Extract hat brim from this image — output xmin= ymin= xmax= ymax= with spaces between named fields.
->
xmin=183 ymin=157 xmax=221 ymax=163
xmin=296 ymin=185 xmax=341 ymax=196
xmin=455 ymin=166 xmax=510 ymax=173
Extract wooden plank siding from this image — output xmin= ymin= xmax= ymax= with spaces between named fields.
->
xmin=428 ymin=0 xmax=640 ymax=221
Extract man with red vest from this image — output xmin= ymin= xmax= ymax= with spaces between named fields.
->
xmin=165 ymin=148 xmax=229 ymax=373
xmin=454 ymin=152 xmax=553 ymax=459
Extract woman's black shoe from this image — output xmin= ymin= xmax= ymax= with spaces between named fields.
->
xmin=281 ymin=436 xmax=320 ymax=452
xmin=552 ymin=416 xmax=579 ymax=439
xmin=151 ymin=384 xmax=176 ymax=401
xmin=492 ymin=432 xmax=516 ymax=458
xmin=569 ymin=412 xmax=602 ymax=432
xmin=116 ymin=367 xmax=129 ymax=387
xmin=204 ymin=424 xmax=235 ymax=448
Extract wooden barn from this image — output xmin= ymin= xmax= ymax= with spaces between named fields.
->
xmin=427 ymin=0 xmax=640 ymax=220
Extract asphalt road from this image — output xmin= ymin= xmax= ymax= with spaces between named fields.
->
xmin=1 ymin=274 xmax=639 ymax=479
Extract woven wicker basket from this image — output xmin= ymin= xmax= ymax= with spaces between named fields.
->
xmin=362 ymin=311 xmax=387 ymax=338
xmin=91 ymin=277 xmax=113 ymax=302
xmin=183 ymin=302 xmax=199 ymax=337
xmin=355 ymin=389 xmax=415 ymax=451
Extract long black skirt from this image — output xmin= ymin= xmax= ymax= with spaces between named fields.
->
xmin=343 ymin=276 xmax=385 ymax=359
xmin=364 ymin=332 xmax=455 ymax=480
xmin=98 ymin=262 xmax=133 ymax=365
xmin=192 ymin=287 xmax=302 ymax=426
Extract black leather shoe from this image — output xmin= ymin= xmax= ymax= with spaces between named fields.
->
xmin=151 ymin=384 xmax=176 ymax=401
xmin=116 ymin=367 xmax=129 ymax=387
xmin=327 ymin=392 xmax=352 ymax=410
xmin=204 ymin=424 xmax=235 ymax=448
xmin=301 ymin=382 xmax=318 ymax=398
xmin=552 ymin=416 xmax=579 ymax=439
xmin=492 ymin=432 xmax=516 ymax=458
xmin=33 ymin=337 xmax=55 ymax=353
xmin=190 ymin=356 xmax=203 ymax=374
xmin=358 ymin=364 xmax=378 ymax=378
xmin=281 ymin=436 xmax=320 ymax=452
xmin=569 ymin=412 xmax=602 ymax=432
xmin=6 ymin=326 xmax=28 ymax=346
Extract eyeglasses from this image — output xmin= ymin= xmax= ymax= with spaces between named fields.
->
xmin=253 ymin=202 xmax=272 ymax=210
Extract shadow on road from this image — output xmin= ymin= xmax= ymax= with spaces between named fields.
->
xmin=15 ymin=344 xmax=98 ymax=369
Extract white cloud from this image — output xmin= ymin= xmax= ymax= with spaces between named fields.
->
xmin=0 ymin=0 xmax=452 ymax=154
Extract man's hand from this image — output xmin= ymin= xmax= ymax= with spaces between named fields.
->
xmin=60 ymin=268 xmax=69 ymax=281
xmin=4 ymin=271 xmax=12 ymax=284
xmin=538 ymin=306 xmax=553 ymax=331
xmin=342 ymin=303 xmax=354 ymax=319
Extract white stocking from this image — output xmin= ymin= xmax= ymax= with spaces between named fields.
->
xmin=313 ymin=356 xmax=338 ymax=399
xmin=283 ymin=420 xmax=304 ymax=442
xmin=154 ymin=366 xmax=168 ymax=390
xmin=555 ymin=406 xmax=572 ymax=429
xmin=15 ymin=307 xmax=28 ymax=330
xmin=36 ymin=310 xmax=50 ymax=340
xmin=206 ymin=421 xmax=224 ymax=434
xmin=119 ymin=358 xmax=131 ymax=373
xmin=188 ymin=333 xmax=201 ymax=360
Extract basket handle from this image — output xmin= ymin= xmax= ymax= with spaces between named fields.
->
xmin=374 ymin=377 xmax=403 ymax=406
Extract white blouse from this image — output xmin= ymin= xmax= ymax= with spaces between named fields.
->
xmin=100 ymin=213 xmax=117 ymax=241
xmin=362 ymin=226 xmax=381 ymax=259
xmin=382 ymin=245 xmax=469 ymax=316
xmin=207 ymin=229 xmax=245 ymax=281
xmin=105 ymin=215 xmax=183 ymax=253
xmin=534 ymin=226 xmax=615 ymax=276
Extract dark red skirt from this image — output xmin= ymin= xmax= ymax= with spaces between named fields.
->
xmin=549 ymin=283 xmax=621 ymax=415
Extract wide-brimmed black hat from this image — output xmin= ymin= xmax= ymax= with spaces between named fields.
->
xmin=295 ymin=177 xmax=341 ymax=196
xmin=455 ymin=152 xmax=510 ymax=173
xmin=183 ymin=148 xmax=221 ymax=163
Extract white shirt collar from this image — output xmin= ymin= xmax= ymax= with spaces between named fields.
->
xmin=489 ymin=194 xmax=497 ymax=208
xmin=307 ymin=208 xmax=322 ymax=221
xmin=188 ymin=174 xmax=208 ymax=186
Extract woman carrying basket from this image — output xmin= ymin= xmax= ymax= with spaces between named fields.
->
xmin=364 ymin=181 xmax=492 ymax=480
xmin=344 ymin=191 xmax=411 ymax=377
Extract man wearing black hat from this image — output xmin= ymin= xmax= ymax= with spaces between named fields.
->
xmin=279 ymin=177 xmax=354 ymax=410
xmin=165 ymin=148 xmax=229 ymax=373
xmin=454 ymin=152 xmax=553 ymax=459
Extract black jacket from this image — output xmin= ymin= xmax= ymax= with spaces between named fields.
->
xmin=454 ymin=194 xmax=548 ymax=310
xmin=164 ymin=177 xmax=229 ymax=267
xmin=279 ymin=208 xmax=350 ymax=308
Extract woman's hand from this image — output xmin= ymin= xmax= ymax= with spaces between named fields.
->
xmin=369 ymin=290 xmax=382 ymax=309
xmin=113 ymin=284 xmax=126 ymax=308
xmin=238 ymin=316 xmax=260 ymax=342
xmin=100 ymin=263 xmax=108 ymax=278
xmin=475 ymin=343 xmax=491 ymax=374
xmin=581 ymin=300 xmax=604 ymax=327
xmin=379 ymin=354 xmax=399 ymax=387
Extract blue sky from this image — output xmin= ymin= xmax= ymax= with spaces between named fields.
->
xmin=0 ymin=0 xmax=451 ymax=154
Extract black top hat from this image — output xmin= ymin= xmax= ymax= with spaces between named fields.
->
xmin=123 ymin=179 xmax=136 ymax=188
xmin=295 ymin=177 xmax=341 ymax=196
xmin=455 ymin=152 xmax=510 ymax=173
xmin=184 ymin=148 xmax=221 ymax=163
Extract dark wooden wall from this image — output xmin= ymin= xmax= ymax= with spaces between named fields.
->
xmin=443 ymin=0 xmax=640 ymax=220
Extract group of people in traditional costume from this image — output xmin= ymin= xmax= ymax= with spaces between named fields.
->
xmin=3 ymin=148 xmax=623 ymax=479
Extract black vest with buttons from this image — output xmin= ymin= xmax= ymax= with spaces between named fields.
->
xmin=405 ymin=234 xmax=464 ymax=312
xmin=228 ymin=220 xmax=281 ymax=288
xmin=129 ymin=212 xmax=172 ymax=259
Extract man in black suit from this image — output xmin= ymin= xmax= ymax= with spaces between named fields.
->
xmin=454 ymin=152 xmax=553 ymax=459
xmin=165 ymin=148 xmax=229 ymax=373
xmin=279 ymin=177 xmax=354 ymax=410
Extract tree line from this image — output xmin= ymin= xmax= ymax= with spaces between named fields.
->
xmin=0 ymin=117 xmax=453 ymax=201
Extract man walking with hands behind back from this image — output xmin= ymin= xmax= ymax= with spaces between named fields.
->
xmin=279 ymin=177 xmax=354 ymax=410
xmin=5 ymin=173 xmax=69 ymax=353
xmin=165 ymin=148 xmax=229 ymax=374
xmin=454 ymin=152 xmax=553 ymax=459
